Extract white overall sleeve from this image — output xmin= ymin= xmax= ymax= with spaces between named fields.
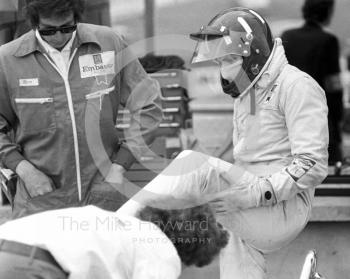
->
xmin=268 ymin=76 xmax=329 ymax=202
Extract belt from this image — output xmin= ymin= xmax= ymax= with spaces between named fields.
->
xmin=0 ymin=239 xmax=63 ymax=270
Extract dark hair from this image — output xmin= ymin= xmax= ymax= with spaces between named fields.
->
xmin=24 ymin=0 xmax=85 ymax=27
xmin=138 ymin=199 xmax=229 ymax=267
xmin=302 ymin=0 xmax=335 ymax=24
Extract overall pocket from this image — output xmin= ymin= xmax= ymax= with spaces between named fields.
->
xmin=15 ymin=97 xmax=56 ymax=133
xmin=85 ymin=86 xmax=115 ymax=107
xmin=85 ymin=86 xmax=115 ymax=123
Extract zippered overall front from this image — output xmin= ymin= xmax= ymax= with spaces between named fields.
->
xmin=42 ymin=49 xmax=83 ymax=200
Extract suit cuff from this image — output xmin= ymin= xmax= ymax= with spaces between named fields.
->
xmin=259 ymin=179 xmax=277 ymax=206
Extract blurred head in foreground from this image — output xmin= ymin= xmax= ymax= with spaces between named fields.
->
xmin=137 ymin=198 xmax=229 ymax=268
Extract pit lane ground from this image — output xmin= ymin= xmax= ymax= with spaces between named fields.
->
xmin=179 ymin=222 xmax=350 ymax=279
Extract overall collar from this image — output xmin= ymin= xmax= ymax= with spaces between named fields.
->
xmin=238 ymin=38 xmax=288 ymax=115
xmin=254 ymin=38 xmax=288 ymax=92
xmin=13 ymin=30 xmax=40 ymax=57
xmin=73 ymin=23 xmax=102 ymax=50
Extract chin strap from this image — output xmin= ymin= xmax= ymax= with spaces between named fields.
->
xmin=221 ymin=76 xmax=241 ymax=98
xmin=249 ymin=88 xmax=256 ymax=115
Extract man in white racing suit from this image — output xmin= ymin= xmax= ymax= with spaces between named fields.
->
xmin=117 ymin=7 xmax=329 ymax=279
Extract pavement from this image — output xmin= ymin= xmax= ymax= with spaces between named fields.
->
xmin=179 ymin=222 xmax=350 ymax=279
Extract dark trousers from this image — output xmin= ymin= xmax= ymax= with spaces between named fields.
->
xmin=12 ymin=177 xmax=128 ymax=219
xmin=327 ymin=95 xmax=343 ymax=165
xmin=328 ymin=117 xmax=343 ymax=164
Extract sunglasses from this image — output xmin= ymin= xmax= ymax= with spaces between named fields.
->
xmin=38 ymin=24 xmax=77 ymax=36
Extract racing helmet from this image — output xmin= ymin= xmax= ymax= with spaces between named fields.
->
xmin=190 ymin=7 xmax=274 ymax=98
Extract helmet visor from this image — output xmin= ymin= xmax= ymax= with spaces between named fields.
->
xmin=190 ymin=30 xmax=252 ymax=64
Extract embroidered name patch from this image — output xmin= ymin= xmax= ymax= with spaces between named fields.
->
xmin=19 ymin=78 xmax=39 ymax=87
xmin=79 ymin=51 xmax=115 ymax=78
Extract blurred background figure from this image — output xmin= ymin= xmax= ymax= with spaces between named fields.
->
xmin=0 ymin=0 xmax=25 ymax=45
xmin=281 ymin=0 xmax=344 ymax=165
xmin=83 ymin=0 xmax=111 ymax=27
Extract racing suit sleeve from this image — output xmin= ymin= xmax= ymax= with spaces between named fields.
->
xmin=222 ymin=75 xmax=329 ymax=208
xmin=0 ymin=64 xmax=25 ymax=171
xmin=112 ymin=39 xmax=163 ymax=170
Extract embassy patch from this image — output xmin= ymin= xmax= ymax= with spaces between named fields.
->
xmin=79 ymin=51 xmax=115 ymax=78
xmin=286 ymin=155 xmax=316 ymax=182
